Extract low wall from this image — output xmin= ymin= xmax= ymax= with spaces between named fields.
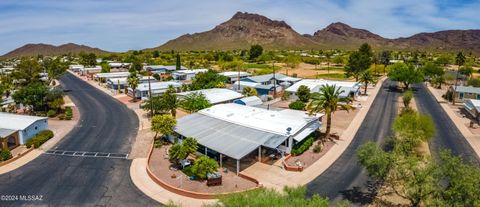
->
xmin=0 ymin=147 xmax=34 ymax=167
xmin=282 ymin=154 xmax=303 ymax=172
xmin=145 ymin=141 xmax=262 ymax=199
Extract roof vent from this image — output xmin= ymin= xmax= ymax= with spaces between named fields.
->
xmin=286 ymin=127 xmax=292 ymax=134
xmin=227 ymin=113 xmax=234 ymax=117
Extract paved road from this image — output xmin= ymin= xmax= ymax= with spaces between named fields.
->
xmin=0 ymin=73 xmax=158 ymax=206
xmin=307 ymin=80 xmax=400 ymax=205
xmin=414 ymin=83 xmax=480 ymax=165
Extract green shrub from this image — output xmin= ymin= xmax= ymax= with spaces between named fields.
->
xmin=288 ymin=100 xmax=306 ymax=110
xmin=0 ymin=149 xmax=12 ymax=161
xmin=182 ymin=166 xmax=195 ymax=177
xmin=313 ymin=145 xmax=322 ymax=153
xmin=291 ymin=136 xmax=314 ymax=156
xmin=192 ymin=156 xmax=218 ymax=179
xmin=47 ymin=109 xmax=57 ymax=118
xmin=65 ymin=106 xmax=73 ymax=120
xmin=26 ymin=130 xmax=54 ymax=148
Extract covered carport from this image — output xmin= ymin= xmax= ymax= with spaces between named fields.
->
xmin=0 ymin=128 xmax=19 ymax=150
xmin=175 ymin=113 xmax=289 ymax=175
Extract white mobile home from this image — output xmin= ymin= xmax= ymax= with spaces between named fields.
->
xmin=175 ymin=103 xmax=322 ymax=174
xmin=286 ymin=79 xmax=361 ymax=99
xmin=0 ymin=113 xmax=48 ymax=150
xmin=172 ymin=69 xmax=208 ymax=81
xmin=129 ymin=81 xmax=182 ymax=100
xmin=177 ymin=88 xmax=244 ymax=105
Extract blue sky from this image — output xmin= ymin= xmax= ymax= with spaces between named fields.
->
xmin=0 ymin=0 xmax=479 ymax=54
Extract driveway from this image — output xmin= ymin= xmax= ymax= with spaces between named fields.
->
xmin=0 ymin=73 xmax=158 ymax=206
xmin=306 ymin=80 xmax=400 ymax=205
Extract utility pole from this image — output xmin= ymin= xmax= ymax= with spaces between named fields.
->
xmin=148 ymin=71 xmax=153 ymax=117
xmin=272 ymin=61 xmax=276 ymax=98
xmin=237 ymin=66 xmax=241 ymax=91
xmin=453 ymin=69 xmax=459 ymax=105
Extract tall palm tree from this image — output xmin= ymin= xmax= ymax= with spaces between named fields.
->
xmin=358 ymin=70 xmax=375 ymax=95
xmin=308 ymin=84 xmax=353 ymax=139
xmin=127 ymin=72 xmax=140 ymax=102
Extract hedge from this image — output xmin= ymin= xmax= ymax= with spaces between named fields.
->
xmin=65 ymin=107 xmax=73 ymax=120
xmin=0 ymin=149 xmax=12 ymax=161
xmin=288 ymin=100 xmax=306 ymax=110
xmin=26 ymin=130 xmax=54 ymax=148
xmin=291 ymin=136 xmax=315 ymax=156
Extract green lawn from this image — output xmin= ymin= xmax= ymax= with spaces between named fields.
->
xmin=315 ymin=73 xmax=349 ymax=80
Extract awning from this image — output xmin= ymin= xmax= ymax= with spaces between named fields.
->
xmin=292 ymin=121 xmax=321 ymax=142
xmin=0 ymin=128 xmax=17 ymax=138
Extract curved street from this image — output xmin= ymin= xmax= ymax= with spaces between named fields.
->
xmin=414 ymin=83 xmax=480 ymax=165
xmin=0 ymin=73 xmax=158 ymax=206
xmin=307 ymin=80 xmax=400 ymax=205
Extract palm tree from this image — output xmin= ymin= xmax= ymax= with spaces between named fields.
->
xmin=127 ymin=72 xmax=140 ymax=102
xmin=308 ymin=84 xmax=353 ymax=139
xmin=358 ymin=70 xmax=375 ymax=95
xmin=453 ymin=52 xmax=466 ymax=105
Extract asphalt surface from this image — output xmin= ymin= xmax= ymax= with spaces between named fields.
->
xmin=0 ymin=73 xmax=159 ymax=206
xmin=306 ymin=80 xmax=400 ymax=205
xmin=414 ymin=83 xmax=480 ymax=165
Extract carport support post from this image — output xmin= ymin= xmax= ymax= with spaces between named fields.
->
xmin=236 ymin=159 xmax=240 ymax=175
xmin=258 ymin=146 xmax=261 ymax=162
xmin=220 ymin=154 xmax=223 ymax=168
xmin=205 ymin=147 xmax=208 ymax=155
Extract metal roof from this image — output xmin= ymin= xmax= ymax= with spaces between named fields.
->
xmin=177 ymin=88 xmax=243 ymax=104
xmin=0 ymin=113 xmax=47 ymax=131
xmin=136 ymin=81 xmax=182 ymax=92
xmin=0 ymin=128 xmax=16 ymax=137
xmin=176 ymin=113 xmax=288 ymax=160
xmin=454 ymin=86 xmax=480 ymax=94
xmin=94 ymin=72 xmax=131 ymax=79
xmin=241 ymin=73 xmax=288 ymax=83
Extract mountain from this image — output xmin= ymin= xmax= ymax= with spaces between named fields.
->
xmin=310 ymin=22 xmax=387 ymax=50
xmin=393 ymin=30 xmax=480 ymax=53
xmin=1 ymin=43 xmax=109 ymax=59
xmin=155 ymin=12 xmax=321 ymax=51
xmin=155 ymin=12 xmax=480 ymax=54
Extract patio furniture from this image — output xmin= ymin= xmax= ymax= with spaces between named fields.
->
xmin=206 ymin=172 xmax=222 ymax=186
xmin=180 ymin=159 xmax=191 ymax=169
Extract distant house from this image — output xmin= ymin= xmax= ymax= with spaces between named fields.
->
xmin=171 ymin=69 xmax=208 ymax=81
xmin=68 ymin=65 xmax=84 ymax=72
xmin=129 ymin=81 xmax=182 ymax=100
xmin=0 ymin=67 xmax=15 ymax=74
xmin=79 ymin=66 xmax=102 ymax=76
xmin=108 ymin=62 xmax=131 ymax=70
xmin=143 ymin=65 xmax=188 ymax=74
xmin=177 ymin=88 xmax=244 ymax=105
xmin=0 ymin=113 xmax=48 ymax=150
xmin=464 ymin=99 xmax=480 ymax=123
xmin=448 ymin=85 xmax=480 ymax=102
xmin=286 ymin=79 xmax=361 ymax=99
xmin=107 ymin=76 xmax=157 ymax=90
xmin=233 ymin=73 xmax=302 ymax=96
xmin=94 ymin=72 xmax=131 ymax=81
xmin=218 ymin=71 xmax=251 ymax=83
